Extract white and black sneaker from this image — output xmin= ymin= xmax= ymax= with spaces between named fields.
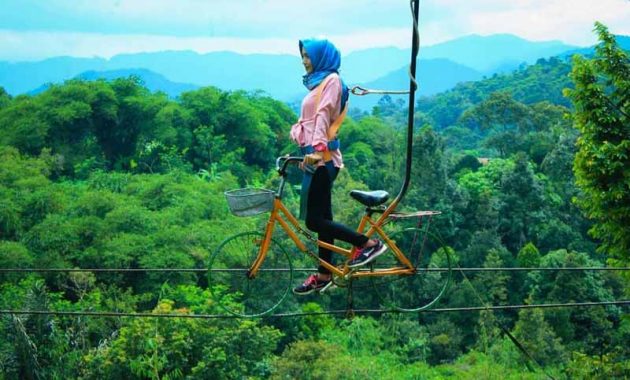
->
xmin=348 ymin=240 xmax=387 ymax=268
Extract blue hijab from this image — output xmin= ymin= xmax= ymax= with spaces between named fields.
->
xmin=300 ymin=39 xmax=349 ymax=111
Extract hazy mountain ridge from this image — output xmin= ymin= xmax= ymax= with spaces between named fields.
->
xmin=419 ymin=34 xmax=577 ymax=72
xmin=559 ymin=35 xmax=630 ymax=58
xmin=0 ymin=33 xmax=616 ymax=110
xmin=77 ymin=68 xmax=199 ymax=97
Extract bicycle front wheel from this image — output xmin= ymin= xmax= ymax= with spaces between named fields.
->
xmin=370 ymin=228 xmax=451 ymax=312
xmin=208 ymin=231 xmax=293 ymax=317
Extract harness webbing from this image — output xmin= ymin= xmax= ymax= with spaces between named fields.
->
xmin=314 ymin=74 xmax=348 ymax=161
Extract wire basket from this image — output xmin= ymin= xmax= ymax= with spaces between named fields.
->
xmin=225 ymin=188 xmax=275 ymax=217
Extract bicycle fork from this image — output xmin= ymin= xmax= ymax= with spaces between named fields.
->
xmin=247 ymin=207 xmax=279 ymax=279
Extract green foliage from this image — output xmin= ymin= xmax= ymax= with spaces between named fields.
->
xmin=566 ymin=351 xmax=630 ymax=380
xmin=0 ymin=146 xmax=52 ymax=239
xmin=339 ymin=115 xmax=400 ymax=191
xmin=512 ymin=297 xmax=567 ymax=366
xmin=426 ymin=319 xmax=463 ymax=364
xmin=460 ymin=91 xmax=534 ymax=157
xmin=475 ymin=249 xmax=509 ymax=305
xmin=320 ymin=317 xmax=385 ymax=356
xmin=271 ymin=340 xmax=346 ymax=380
xmin=0 ymin=86 xmax=10 ymax=109
xmin=0 ymin=241 xmax=33 ymax=282
xmin=497 ymin=153 xmax=545 ymax=252
xmin=517 ymin=242 xmax=541 ymax=268
xmin=566 ymin=22 xmax=630 ymax=263
xmin=81 ymin=297 xmax=283 ymax=379
xmin=525 ymin=249 xmax=620 ymax=355
xmin=294 ymin=302 xmax=335 ymax=340
xmin=417 ymin=55 xmax=573 ymax=130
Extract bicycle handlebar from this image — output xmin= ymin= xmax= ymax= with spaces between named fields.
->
xmin=276 ymin=156 xmax=303 ymax=175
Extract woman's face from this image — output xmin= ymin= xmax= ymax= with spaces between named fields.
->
xmin=301 ymin=47 xmax=313 ymax=74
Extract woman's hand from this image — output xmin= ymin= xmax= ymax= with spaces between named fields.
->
xmin=303 ymin=152 xmax=323 ymax=166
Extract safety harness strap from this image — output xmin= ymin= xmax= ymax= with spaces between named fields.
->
xmin=314 ymin=74 xmax=348 ymax=161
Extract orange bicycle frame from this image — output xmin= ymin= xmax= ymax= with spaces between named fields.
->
xmin=248 ymin=196 xmax=419 ymax=279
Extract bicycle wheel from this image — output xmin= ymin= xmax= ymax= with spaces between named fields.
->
xmin=370 ymin=228 xmax=451 ymax=312
xmin=208 ymin=231 xmax=293 ymax=317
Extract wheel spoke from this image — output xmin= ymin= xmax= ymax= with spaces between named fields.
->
xmin=371 ymin=228 xmax=451 ymax=312
xmin=208 ymin=231 xmax=293 ymax=317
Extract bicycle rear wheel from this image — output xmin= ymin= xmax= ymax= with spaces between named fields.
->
xmin=370 ymin=228 xmax=451 ymax=312
xmin=208 ymin=231 xmax=293 ymax=317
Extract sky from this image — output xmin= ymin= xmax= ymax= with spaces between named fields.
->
xmin=1 ymin=0 xmax=629 ymax=61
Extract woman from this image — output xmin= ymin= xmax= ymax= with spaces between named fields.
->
xmin=290 ymin=38 xmax=386 ymax=295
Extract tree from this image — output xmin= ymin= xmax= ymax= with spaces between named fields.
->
xmin=517 ymin=242 xmax=540 ymax=268
xmin=459 ymin=92 xmax=533 ymax=157
xmin=373 ymin=94 xmax=405 ymax=118
xmin=104 ymin=77 xmax=165 ymax=170
xmin=475 ymin=249 xmax=509 ymax=306
xmin=0 ymin=96 xmax=50 ymax=155
xmin=498 ymin=153 xmax=545 ymax=253
xmin=0 ymin=86 xmax=11 ymax=109
xmin=566 ymin=22 xmax=630 ymax=263
xmin=408 ymin=126 xmax=449 ymax=209
xmin=426 ymin=319 xmax=463 ymax=364
xmin=271 ymin=340 xmax=345 ymax=380
xmin=511 ymin=297 xmax=567 ymax=366
xmin=338 ymin=115 xmax=398 ymax=191
xmin=527 ymin=249 xmax=619 ymax=354
xmin=0 ymin=241 xmax=34 ymax=282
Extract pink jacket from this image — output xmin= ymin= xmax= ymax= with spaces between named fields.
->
xmin=290 ymin=73 xmax=343 ymax=168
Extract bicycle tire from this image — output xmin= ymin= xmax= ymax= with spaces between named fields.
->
xmin=370 ymin=228 xmax=451 ymax=312
xmin=208 ymin=231 xmax=293 ymax=317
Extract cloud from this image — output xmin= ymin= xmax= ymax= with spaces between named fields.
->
xmin=0 ymin=0 xmax=410 ymax=37
xmin=0 ymin=30 xmax=290 ymax=61
xmin=1 ymin=0 xmax=628 ymax=61
xmin=424 ymin=0 xmax=630 ymax=45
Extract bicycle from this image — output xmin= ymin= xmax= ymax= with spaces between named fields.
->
xmin=208 ymin=156 xmax=452 ymax=317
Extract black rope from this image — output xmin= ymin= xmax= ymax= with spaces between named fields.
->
xmin=455 ymin=264 xmax=556 ymax=379
xmin=1 ymin=300 xmax=627 ymax=319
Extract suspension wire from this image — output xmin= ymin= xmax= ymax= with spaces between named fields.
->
xmin=1 ymin=267 xmax=628 ymax=273
xmin=350 ymin=86 xmax=410 ymax=96
xmin=1 ymin=300 xmax=627 ymax=320
xmin=349 ymin=0 xmax=420 ymax=97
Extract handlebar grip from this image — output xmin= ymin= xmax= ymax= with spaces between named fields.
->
xmin=276 ymin=156 xmax=303 ymax=174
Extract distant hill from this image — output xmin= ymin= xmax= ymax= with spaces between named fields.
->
xmin=0 ymin=56 xmax=108 ymax=96
xmin=420 ymin=34 xmax=578 ymax=73
xmin=28 ymin=68 xmax=199 ymax=98
xmin=417 ymin=56 xmax=575 ymax=130
xmin=105 ymin=51 xmax=305 ymax=100
xmin=559 ymin=34 xmax=630 ymax=58
xmin=78 ymin=69 xmax=198 ymax=97
xmin=342 ymin=47 xmax=411 ymax=84
xmin=0 ymin=33 xmax=594 ymax=105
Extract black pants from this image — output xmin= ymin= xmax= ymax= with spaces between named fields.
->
xmin=305 ymin=166 xmax=369 ymax=274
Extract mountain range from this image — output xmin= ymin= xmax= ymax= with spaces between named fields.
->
xmin=2 ymin=33 xmax=625 ymax=111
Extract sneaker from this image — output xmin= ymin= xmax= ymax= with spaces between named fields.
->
xmin=348 ymin=240 xmax=387 ymax=268
xmin=292 ymin=274 xmax=335 ymax=295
